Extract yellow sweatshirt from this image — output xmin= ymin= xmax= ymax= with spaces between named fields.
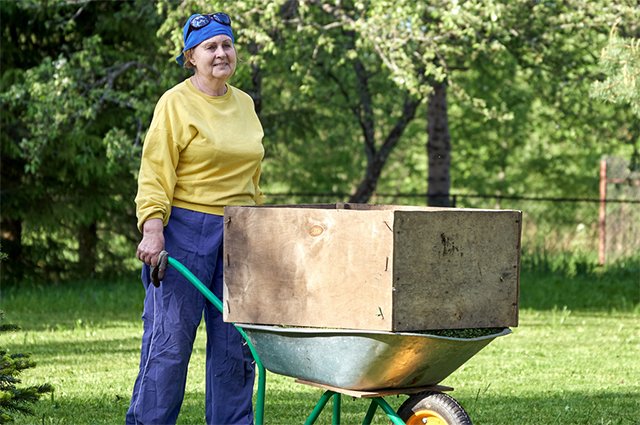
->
xmin=135 ymin=79 xmax=265 ymax=231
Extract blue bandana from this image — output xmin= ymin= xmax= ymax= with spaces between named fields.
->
xmin=176 ymin=14 xmax=235 ymax=66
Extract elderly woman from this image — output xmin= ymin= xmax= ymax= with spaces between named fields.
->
xmin=126 ymin=12 xmax=264 ymax=425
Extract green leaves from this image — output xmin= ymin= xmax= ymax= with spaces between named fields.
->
xmin=2 ymin=0 xmax=638 ymax=280
xmin=591 ymin=24 xmax=640 ymax=117
xmin=1 ymin=0 xmax=168 ymax=279
xmin=0 ymin=312 xmax=54 ymax=423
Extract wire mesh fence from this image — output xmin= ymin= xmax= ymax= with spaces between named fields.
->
xmin=602 ymin=156 xmax=640 ymax=263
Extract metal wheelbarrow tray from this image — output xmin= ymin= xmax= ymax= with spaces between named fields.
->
xmin=239 ymin=323 xmax=511 ymax=391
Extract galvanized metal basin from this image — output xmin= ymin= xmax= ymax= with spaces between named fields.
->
xmin=240 ymin=324 xmax=511 ymax=391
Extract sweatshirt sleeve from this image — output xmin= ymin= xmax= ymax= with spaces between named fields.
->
xmin=135 ymin=101 xmax=181 ymax=232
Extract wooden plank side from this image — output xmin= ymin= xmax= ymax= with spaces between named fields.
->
xmin=392 ymin=210 xmax=521 ymax=330
xmin=223 ymin=206 xmax=395 ymax=330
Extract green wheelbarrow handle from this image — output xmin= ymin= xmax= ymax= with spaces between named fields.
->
xmin=159 ymin=252 xmax=267 ymax=425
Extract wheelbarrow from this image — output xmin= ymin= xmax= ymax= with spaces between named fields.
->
xmin=162 ymin=254 xmax=511 ymax=425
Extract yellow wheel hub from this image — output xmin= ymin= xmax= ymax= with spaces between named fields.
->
xmin=405 ymin=409 xmax=449 ymax=425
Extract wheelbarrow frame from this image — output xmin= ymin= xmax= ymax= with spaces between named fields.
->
xmin=167 ymin=255 xmax=467 ymax=425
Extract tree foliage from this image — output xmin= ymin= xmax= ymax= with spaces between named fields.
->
xmin=1 ymin=0 xmax=173 ymax=281
xmin=591 ymin=21 xmax=640 ymax=117
xmin=1 ymin=0 xmax=638 ymax=281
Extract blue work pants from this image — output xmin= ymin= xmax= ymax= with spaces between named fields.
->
xmin=126 ymin=207 xmax=255 ymax=425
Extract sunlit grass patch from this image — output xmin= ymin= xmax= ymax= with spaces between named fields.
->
xmin=1 ymin=261 xmax=638 ymax=424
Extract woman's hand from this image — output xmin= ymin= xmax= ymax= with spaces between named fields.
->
xmin=137 ymin=218 xmax=165 ymax=266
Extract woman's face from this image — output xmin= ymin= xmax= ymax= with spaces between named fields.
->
xmin=190 ymin=34 xmax=236 ymax=82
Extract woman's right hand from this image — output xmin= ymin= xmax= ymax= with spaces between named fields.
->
xmin=136 ymin=218 xmax=165 ymax=266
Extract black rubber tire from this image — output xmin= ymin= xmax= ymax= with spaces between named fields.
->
xmin=396 ymin=391 xmax=473 ymax=425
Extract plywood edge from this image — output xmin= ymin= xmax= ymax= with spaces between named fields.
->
xmin=294 ymin=379 xmax=454 ymax=398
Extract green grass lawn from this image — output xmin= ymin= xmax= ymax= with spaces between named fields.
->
xmin=1 ymin=261 xmax=638 ymax=424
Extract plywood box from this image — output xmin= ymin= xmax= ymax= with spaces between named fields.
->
xmin=223 ymin=204 xmax=521 ymax=331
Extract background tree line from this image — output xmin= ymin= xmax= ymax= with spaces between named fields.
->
xmin=1 ymin=0 xmax=638 ymax=283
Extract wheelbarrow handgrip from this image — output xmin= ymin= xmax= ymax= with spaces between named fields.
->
xmin=151 ymin=250 xmax=169 ymax=287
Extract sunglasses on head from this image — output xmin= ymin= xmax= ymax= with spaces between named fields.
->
xmin=186 ymin=12 xmax=231 ymax=39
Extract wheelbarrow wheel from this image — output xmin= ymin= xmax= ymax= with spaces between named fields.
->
xmin=397 ymin=391 xmax=472 ymax=425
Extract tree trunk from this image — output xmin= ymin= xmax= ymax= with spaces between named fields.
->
xmin=426 ymin=81 xmax=451 ymax=207
xmin=349 ymin=97 xmax=422 ymax=203
xmin=350 ymin=158 xmax=385 ymax=203
xmin=0 ymin=218 xmax=23 ymax=282
xmin=247 ymin=41 xmax=262 ymax=116
xmin=78 ymin=222 xmax=97 ymax=276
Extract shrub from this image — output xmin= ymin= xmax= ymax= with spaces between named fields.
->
xmin=0 ymin=312 xmax=54 ymax=423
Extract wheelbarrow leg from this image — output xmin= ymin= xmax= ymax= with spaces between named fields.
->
xmin=332 ymin=393 xmax=341 ymax=425
xmin=362 ymin=398 xmax=405 ymax=425
xmin=362 ymin=399 xmax=378 ymax=424
xmin=304 ymin=390 xmax=334 ymax=425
